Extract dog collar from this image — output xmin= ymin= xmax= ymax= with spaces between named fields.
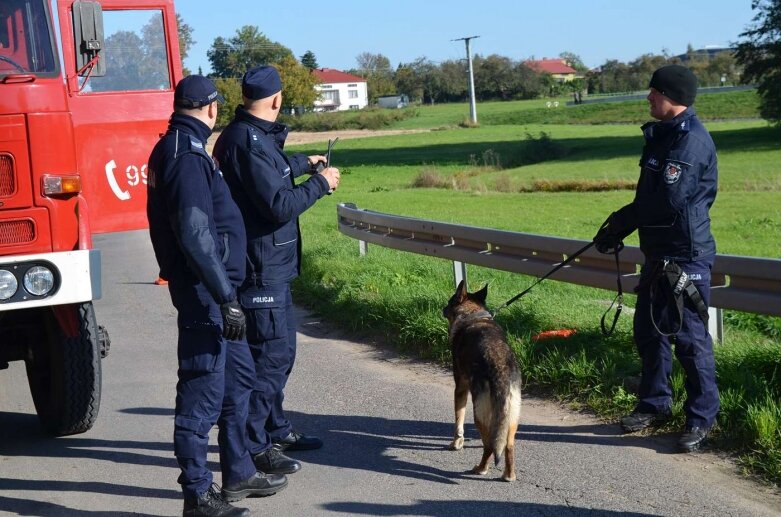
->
xmin=458 ymin=310 xmax=493 ymax=324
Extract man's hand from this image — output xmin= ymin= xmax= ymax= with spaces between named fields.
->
xmin=220 ymin=300 xmax=246 ymax=341
xmin=593 ymin=213 xmax=624 ymax=254
xmin=319 ymin=166 xmax=340 ymax=191
xmin=307 ymin=155 xmax=327 ymax=174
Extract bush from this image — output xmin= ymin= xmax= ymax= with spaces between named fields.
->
xmin=412 ymin=169 xmax=451 ymax=189
xmin=280 ymin=107 xmax=418 ymax=132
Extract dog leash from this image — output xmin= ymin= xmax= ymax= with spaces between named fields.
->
xmin=599 ymin=250 xmax=623 ymax=337
xmin=491 ymin=241 xmax=624 ymax=337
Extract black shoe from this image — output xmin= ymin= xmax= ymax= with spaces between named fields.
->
xmin=222 ymin=472 xmax=288 ymax=502
xmin=620 ymin=408 xmax=672 ymax=433
xmin=272 ymin=430 xmax=323 ymax=451
xmin=183 ymin=484 xmax=250 ymax=517
xmin=677 ymin=426 xmax=711 ymax=452
xmin=253 ymin=447 xmax=302 ymax=474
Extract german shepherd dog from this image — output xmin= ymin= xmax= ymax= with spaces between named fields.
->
xmin=442 ymin=280 xmax=522 ymax=481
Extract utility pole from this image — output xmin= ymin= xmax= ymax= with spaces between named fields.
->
xmin=453 ymin=35 xmax=480 ymax=124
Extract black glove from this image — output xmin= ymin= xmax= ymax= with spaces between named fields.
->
xmin=593 ymin=213 xmax=625 ymax=254
xmin=220 ymin=300 xmax=246 ymax=341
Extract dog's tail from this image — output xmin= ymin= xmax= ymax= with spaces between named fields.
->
xmin=491 ymin=374 xmax=522 ymax=466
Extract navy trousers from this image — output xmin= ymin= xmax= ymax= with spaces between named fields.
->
xmin=171 ymin=285 xmax=256 ymax=499
xmin=633 ymin=259 xmax=720 ymax=428
xmin=240 ymin=283 xmax=297 ymax=455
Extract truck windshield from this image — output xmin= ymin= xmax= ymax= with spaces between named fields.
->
xmin=0 ymin=0 xmax=57 ymax=77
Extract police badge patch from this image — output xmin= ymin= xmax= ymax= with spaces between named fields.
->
xmin=663 ymin=161 xmax=683 ymax=184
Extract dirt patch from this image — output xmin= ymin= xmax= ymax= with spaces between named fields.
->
xmin=207 ymin=128 xmax=428 ymax=152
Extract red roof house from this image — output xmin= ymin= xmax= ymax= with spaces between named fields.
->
xmin=525 ymin=59 xmax=580 ymax=81
xmin=312 ymin=68 xmax=368 ymax=111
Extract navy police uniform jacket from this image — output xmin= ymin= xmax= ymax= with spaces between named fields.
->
xmin=213 ymin=106 xmax=330 ymax=286
xmin=613 ymin=107 xmax=717 ymax=262
xmin=147 ymin=113 xmax=247 ymax=327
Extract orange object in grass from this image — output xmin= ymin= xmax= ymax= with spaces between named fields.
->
xmin=532 ymin=329 xmax=577 ymax=341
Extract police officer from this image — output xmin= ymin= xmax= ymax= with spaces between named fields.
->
xmin=214 ymin=66 xmax=339 ymax=475
xmin=594 ymin=65 xmax=720 ymax=452
xmin=147 ymin=74 xmax=287 ymax=516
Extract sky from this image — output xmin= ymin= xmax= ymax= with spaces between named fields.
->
xmin=175 ymin=0 xmax=758 ymax=74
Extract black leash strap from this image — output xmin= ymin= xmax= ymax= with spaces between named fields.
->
xmin=599 ymin=250 xmax=624 ymax=337
xmin=491 ymin=241 xmax=595 ymax=316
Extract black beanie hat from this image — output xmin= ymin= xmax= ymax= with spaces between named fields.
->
xmin=649 ymin=65 xmax=698 ymax=106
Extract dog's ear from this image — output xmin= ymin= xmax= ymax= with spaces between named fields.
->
xmin=456 ymin=280 xmax=468 ymax=303
xmin=473 ymin=283 xmax=488 ymax=303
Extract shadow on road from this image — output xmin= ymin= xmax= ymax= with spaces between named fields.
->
xmin=0 ymin=495 xmax=157 ymax=517
xmin=321 ymin=499 xmax=657 ymax=516
xmin=0 ymin=410 xmax=180 ymax=512
xmin=283 ymin=409 xmax=681 ymax=487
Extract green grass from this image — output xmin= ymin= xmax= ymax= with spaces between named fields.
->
xmin=287 ymin=95 xmax=781 ymax=484
xmin=375 ymin=89 xmax=760 ymax=129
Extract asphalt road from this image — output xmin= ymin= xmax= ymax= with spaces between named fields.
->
xmin=1 ymin=230 xmax=780 ymax=517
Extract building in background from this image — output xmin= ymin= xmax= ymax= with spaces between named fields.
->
xmin=312 ymin=68 xmax=368 ymax=111
xmin=525 ymin=58 xmax=580 ymax=82
xmin=377 ymin=94 xmax=409 ymax=109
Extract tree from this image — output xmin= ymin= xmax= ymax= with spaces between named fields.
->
xmin=437 ymin=59 xmax=468 ymax=102
xmin=735 ymin=0 xmax=781 ymax=123
xmin=394 ymin=62 xmax=421 ymax=101
xmin=588 ymin=59 xmax=632 ymax=93
xmin=559 ymin=51 xmax=588 ymax=73
xmin=473 ymin=54 xmax=516 ymax=100
xmin=353 ymin=52 xmax=395 ymax=102
xmin=705 ymin=51 xmax=740 ymax=87
xmin=176 ymin=13 xmax=195 ymax=75
xmin=207 ymin=26 xmax=294 ymax=78
xmin=213 ymin=77 xmax=242 ymax=128
xmin=300 ymin=50 xmax=318 ymax=70
xmin=277 ymin=56 xmax=320 ymax=111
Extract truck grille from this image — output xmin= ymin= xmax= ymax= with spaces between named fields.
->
xmin=0 ymin=219 xmax=35 ymax=245
xmin=0 ymin=154 xmax=14 ymax=196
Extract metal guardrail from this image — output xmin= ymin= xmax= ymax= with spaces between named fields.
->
xmin=337 ymin=203 xmax=781 ymax=341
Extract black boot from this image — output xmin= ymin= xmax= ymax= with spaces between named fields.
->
xmin=183 ymin=484 xmax=249 ymax=517
xmin=620 ymin=408 xmax=671 ymax=433
xmin=222 ymin=472 xmax=288 ymax=502
xmin=272 ymin=430 xmax=323 ymax=451
xmin=253 ymin=447 xmax=302 ymax=474
xmin=677 ymin=426 xmax=711 ymax=452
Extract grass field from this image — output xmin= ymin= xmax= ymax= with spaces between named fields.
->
xmin=384 ymin=89 xmax=761 ymax=129
xmin=287 ymin=90 xmax=781 ymax=483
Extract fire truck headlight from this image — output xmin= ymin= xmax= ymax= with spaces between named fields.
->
xmin=42 ymin=174 xmax=82 ymax=196
xmin=23 ymin=266 xmax=54 ymax=296
xmin=0 ymin=270 xmax=18 ymax=300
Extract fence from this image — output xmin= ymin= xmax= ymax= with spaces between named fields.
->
xmin=337 ymin=203 xmax=781 ymax=342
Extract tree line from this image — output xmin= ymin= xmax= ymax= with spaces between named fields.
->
xmin=176 ymin=0 xmax=781 ymax=124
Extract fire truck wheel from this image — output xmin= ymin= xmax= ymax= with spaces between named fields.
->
xmin=25 ymin=302 xmax=102 ymax=436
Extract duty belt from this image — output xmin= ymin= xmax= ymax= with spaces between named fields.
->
xmin=646 ymin=259 xmax=709 ymax=337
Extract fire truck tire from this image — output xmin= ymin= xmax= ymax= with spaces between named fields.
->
xmin=25 ymin=302 xmax=102 ymax=436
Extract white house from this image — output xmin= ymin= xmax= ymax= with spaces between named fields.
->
xmin=312 ymin=68 xmax=368 ymax=111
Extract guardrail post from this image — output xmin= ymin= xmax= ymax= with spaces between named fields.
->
xmin=453 ymin=261 xmax=467 ymax=288
xmin=359 ymin=239 xmax=367 ymax=256
xmin=709 ymin=307 xmax=723 ymax=344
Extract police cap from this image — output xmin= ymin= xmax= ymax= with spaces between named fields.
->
xmin=649 ymin=65 xmax=698 ymax=107
xmin=242 ymin=65 xmax=282 ymax=100
xmin=174 ymin=75 xmax=225 ymax=109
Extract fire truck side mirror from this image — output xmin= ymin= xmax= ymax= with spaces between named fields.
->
xmin=72 ymin=1 xmax=106 ymax=77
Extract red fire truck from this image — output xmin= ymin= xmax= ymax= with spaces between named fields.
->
xmin=0 ymin=0 xmax=182 ymax=435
